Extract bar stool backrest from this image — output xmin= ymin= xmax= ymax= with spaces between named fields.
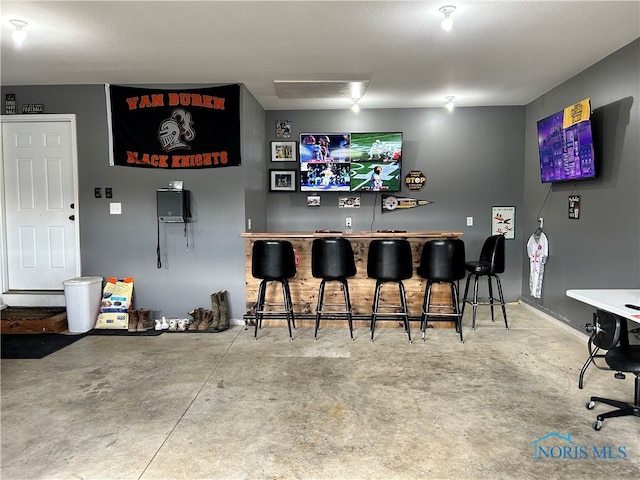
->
xmin=252 ymin=240 xmax=296 ymax=280
xmin=417 ymin=239 xmax=466 ymax=282
xmin=312 ymin=238 xmax=356 ymax=279
xmin=367 ymin=239 xmax=413 ymax=281
xmin=479 ymin=234 xmax=505 ymax=274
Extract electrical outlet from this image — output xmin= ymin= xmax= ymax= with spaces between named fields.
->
xmin=109 ymin=202 xmax=122 ymax=215
xmin=94 ymin=187 xmax=102 ymax=198
xmin=466 ymin=216 xmax=473 ymax=226
xmin=346 ymin=217 xmax=352 ymax=227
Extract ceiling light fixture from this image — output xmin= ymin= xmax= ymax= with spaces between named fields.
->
xmin=445 ymin=96 xmax=455 ymax=112
xmin=439 ymin=6 xmax=456 ymax=31
xmin=10 ymin=19 xmax=28 ymax=45
xmin=351 ymin=98 xmax=360 ymax=113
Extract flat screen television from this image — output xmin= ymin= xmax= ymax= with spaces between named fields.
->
xmin=299 ymin=132 xmax=402 ymax=192
xmin=536 ymin=99 xmax=596 ymax=183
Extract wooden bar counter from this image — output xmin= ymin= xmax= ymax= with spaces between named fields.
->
xmin=241 ymin=231 xmax=463 ymax=328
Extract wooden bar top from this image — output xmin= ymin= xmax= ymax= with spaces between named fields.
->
xmin=241 ymin=231 xmax=463 ymax=239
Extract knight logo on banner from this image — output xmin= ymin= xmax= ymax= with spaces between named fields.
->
xmin=106 ymin=84 xmax=241 ymax=169
xmin=382 ymin=195 xmax=433 ymax=213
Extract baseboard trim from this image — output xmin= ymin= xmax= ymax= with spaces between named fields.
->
xmin=519 ymin=297 xmax=589 ymax=340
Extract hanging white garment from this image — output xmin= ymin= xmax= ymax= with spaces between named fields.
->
xmin=527 ymin=231 xmax=549 ymax=299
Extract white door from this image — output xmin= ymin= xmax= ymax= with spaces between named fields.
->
xmin=1 ymin=115 xmax=80 ymax=292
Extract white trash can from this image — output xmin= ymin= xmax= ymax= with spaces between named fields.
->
xmin=63 ymin=276 xmax=103 ymax=333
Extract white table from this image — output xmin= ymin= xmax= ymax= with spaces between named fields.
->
xmin=566 ymin=289 xmax=640 ymax=388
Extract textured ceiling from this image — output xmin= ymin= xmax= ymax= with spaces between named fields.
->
xmin=1 ymin=0 xmax=639 ymax=110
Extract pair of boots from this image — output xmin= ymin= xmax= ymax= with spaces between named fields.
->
xmin=127 ymin=308 xmax=152 ymax=332
xmin=211 ymin=290 xmax=230 ymax=332
xmin=187 ymin=307 xmax=213 ymax=331
xmin=186 ymin=290 xmax=230 ymax=332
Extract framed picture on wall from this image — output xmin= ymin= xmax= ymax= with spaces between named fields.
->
xmin=270 ymin=141 xmax=297 ymax=162
xmin=491 ymin=206 xmax=515 ymax=239
xmin=269 ymin=169 xmax=297 ymax=192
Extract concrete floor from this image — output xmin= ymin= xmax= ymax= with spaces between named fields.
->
xmin=1 ymin=303 xmax=639 ymax=480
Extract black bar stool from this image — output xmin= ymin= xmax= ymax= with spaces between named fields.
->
xmin=461 ymin=234 xmax=509 ymax=330
xmin=367 ymin=239 xmax=413 ymax=343
xmin=251 ymin=240 xmax=297 ymax=339
xmin=417 ymin=239 xmax=466 ymax=342
xmin=312 ymin=238 xmax=357 ymax=340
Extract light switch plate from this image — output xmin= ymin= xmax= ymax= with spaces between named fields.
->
xmin=466 ymin=216 xmax=473 ymax=226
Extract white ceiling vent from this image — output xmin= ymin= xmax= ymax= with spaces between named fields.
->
xmin=273 ymin=80 xmax=369 ymax=99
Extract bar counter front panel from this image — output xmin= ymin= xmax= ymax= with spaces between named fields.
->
xmin=242 ymin=231 xmax=463 ymax=328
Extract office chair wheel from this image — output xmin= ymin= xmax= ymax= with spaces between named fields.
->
xmin=592 ymin=420 xmax=603 ymax=431
xmin=586 ymin=401 xmax=596 ymax=410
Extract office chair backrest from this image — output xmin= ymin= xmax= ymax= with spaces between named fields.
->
xmin=479 ymin=234 xmax=505 ymax=274
xmin=591 ymin=309 xmax=623 ymax=350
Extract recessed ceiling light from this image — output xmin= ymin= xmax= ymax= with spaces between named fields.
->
xmin=10 ymin=19 xmax=28 ymax=45
xmin=439 ymin=6 xmax=456 ymax=32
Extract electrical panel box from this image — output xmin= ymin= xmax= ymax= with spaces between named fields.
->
xmin=157 ymin=188 xmax=191 ymax=223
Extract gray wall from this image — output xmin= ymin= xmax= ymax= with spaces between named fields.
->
xmin=0 ymin=84 xmax=264 ymax=321
xmin=521 ymin=38 xmax=640 ymax=330
xmin=265 ymin=107 xmax=526 ymax=302
xmin=2 ymin=38 xmax=637 ymax=330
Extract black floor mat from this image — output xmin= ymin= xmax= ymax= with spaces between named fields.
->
xmin=1 ymin=333 xmax=86 ymax=359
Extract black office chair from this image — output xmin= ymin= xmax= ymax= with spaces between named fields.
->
xmin=251 ymin=240 xmax=297 ymax=339
xmin=461 ymin=234 xmax=509 ymax=330
xmin=417 ymin=239 xmax=466 ymax=343
xmin=367 ymin=239 xmax=413 ymax=343
xmin=312 ymin=238 xmax=357 ymax=340
xmin=585 ymin=309 xmax=640 ymax=430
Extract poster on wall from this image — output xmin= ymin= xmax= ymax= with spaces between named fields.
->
xmin=5 ymin=93 xmax=16 ymax=114
xmin=106 ymin=84 xmax=241 ymax=169
xmin=491 ymin=206 xmax=515 ymax=239
xmin=276 ymin=120 xmax=291 ymax=138
xmin=568 ymin=195 xmax=581 ymax=219
xmin=339 ymin=196 xmax=360 ymax=208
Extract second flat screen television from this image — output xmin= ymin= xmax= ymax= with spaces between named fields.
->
xmin=536 ymin=99 xmax=596 ymax=183
xmin=299 ymin=132 xmax=403 ymax=192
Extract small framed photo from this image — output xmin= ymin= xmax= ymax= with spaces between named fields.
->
xmin=269 ymin=169 xmax=297 ymax=192
xmin=271 ymin=141 xmax=297 ymax=162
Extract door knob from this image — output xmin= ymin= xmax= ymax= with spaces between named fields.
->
xmin=69 ymin=215 xmax=75 ymax=221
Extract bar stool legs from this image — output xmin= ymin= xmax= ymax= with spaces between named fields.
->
xmin=461 ymin=273 xmax=508 ymax=331
xmin=254 ymin=278 xmax=296 ymax=340
xmin=370 ymin=280 xmax=411 ymax=343
xmin=314 ymin=278 xmax=354 ymax=341
xmin=420 ymin=279 xmax=463 ymax=342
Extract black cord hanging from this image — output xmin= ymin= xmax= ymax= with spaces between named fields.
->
xmin=156 ymin=217 xmax=162 ymax=268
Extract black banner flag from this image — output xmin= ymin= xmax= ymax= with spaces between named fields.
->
xmin=106 ymin=84 xmax=241 ymax=169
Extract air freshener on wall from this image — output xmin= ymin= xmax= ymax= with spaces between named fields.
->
xmin=569 ymin=195 xmax=580 ymax=219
